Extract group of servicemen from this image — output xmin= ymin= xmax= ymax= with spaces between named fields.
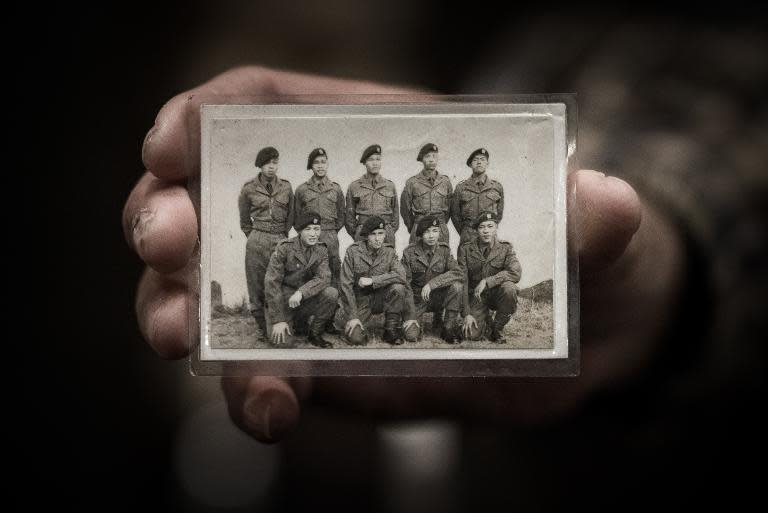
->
xmin=237 ymin=142 xmax=522 ymax=348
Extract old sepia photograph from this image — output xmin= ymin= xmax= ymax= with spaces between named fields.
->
xmin=197 ymin=100 xmax=573 ymax=372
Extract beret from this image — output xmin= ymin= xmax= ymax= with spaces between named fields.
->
xmin=466 ymin=147 xmax=489 ymax=167
xmin=417 ymin=143 xmax=438 ymax=162
xmin=296 ymin=211 xmax=322 ymax=231
xmin=415 ymin=215 xmax=441 ymax=237
xmin=255 ymin=146 xmax=279 ymax=168
xmin=307 ymin=147 xmax=327 ymax=170
xmin=472 ymin=211 xmax=499 ymax=229
xmin=360 ymin=144 xmax=382 ymax=164
xmin=359 ymin=215 xmax=386 ymax=237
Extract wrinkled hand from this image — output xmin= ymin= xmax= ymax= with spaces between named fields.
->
xmin=345 ymin=319 xmax=364 ymax=338
xmin=271 ymin=322 xmax=292 ymax=346
xmin=125 ymin=66 xmax=684 ymax=443
xmin=462 ymin=315 xmax=479 ymax=339
xmin=421 ymin=284 xmax=431 ymax=302
xmin=474 ymin=279 xmax=487 ymax=299
xmin=288 ymin=290 xmax=302 ymax=309
xmin=358 ymin=277 xmax=373 ymax=288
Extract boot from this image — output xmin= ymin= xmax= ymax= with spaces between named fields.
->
xmin=488 ymin=322 xmax=506 ymax=343
xmin=307 ymin=317 xmax=333 ymax=348
xmin=252 ymin=314 xmax=268 ymax=342
xmin=431 ymin=310 xmax=443 ymax=334
xmin=383 ymin=313 xmax=403 ymax=345
xmin=440 ymin=311 xmax=460 ymax=344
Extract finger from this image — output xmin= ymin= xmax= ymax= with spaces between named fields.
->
xmin=143 ymin=66 xmax=425 ymax=181
xmin=222 ymin=376 xmax=300 ymax=443
xmin=135 ymin=266 xmax=194 ymax=359
xmin=570 ymin=169 xmax=642 ymax=275
xmin=123 ymin=172 xmax=198 ymax=274
xmin=572 ymin=169 xmax=685 ymax=390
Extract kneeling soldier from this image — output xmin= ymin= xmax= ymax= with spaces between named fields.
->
xmin=458 ymin=211 xmax=522 ymax=343
xmin=338 ymin=215 xmax=418 ymax=345
xmin=264 ymin=212 xmax=338 ymax=348
xmin=402 ymin=215 xmax=463 ymax=343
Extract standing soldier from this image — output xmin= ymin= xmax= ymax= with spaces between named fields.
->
xmin=238 ymin=146 xmax=294 ymax=337
xmin=450 ymin=148 xmax=504 ymax=245
xmin=458 ymin=212 xmax=522 ymax=343
xmin=337 ymin=216 xmax=418 ymax=345
xmin=264 ymin=212 xmax=338 ymax=348
xmin=346 ymin=144 xmax=399 ymax=248
xmin=401 ymin=143 xmax=453 ymax=244
xmin=401 ymin=215 xmax=464 ymax=343
xmin=293 ymin=147 xmax=345 ymax=289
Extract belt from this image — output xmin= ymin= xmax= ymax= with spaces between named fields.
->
xmin=356 ymin=213 xmax=394 ymax=224
xmin=251 ymin=220 xmax=288 ymax=234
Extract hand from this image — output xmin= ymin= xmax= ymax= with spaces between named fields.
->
xmin=358 ymin=277 xmax=373 ymax=288
xmin=288 ymin=290 xmax=303 ymax=309
xmin=421 ymin=284 xmax=431 ymax=302
xmin=462 ymin=315 xmax=478 ymax=339
xmin=270 ymin=322 xmax=292 ymax=346
xmin=474 ymin=279 xmax=487 ymax=299
xmin=126 ymin=66 xmax=684 ymax=443
xmin=345 ymin=319 xmax=364 ymax=338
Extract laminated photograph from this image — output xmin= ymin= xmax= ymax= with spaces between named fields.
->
xmin=192 ymin=97 xmax=578 ymax=377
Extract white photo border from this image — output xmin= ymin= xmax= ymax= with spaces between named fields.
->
xmin=191 ymin=95 xmax=579 ymax=377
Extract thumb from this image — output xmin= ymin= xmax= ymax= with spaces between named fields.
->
xmin=570 ymin=169 xmax=643 ymax=275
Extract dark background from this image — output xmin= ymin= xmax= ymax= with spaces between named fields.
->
xmin=22 ymin=2 xmax=766 ymax=511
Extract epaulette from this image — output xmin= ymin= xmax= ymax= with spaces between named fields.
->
xmin=277 ymin=236 xmax=295 ymax=246
xmin=438 ymin=241 xmax=450 ymax=248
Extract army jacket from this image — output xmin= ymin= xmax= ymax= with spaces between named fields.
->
xmin=294 ymin=176 xmax=346 ymax=232
xmin=339 ymin=241 xmax=407 ymax=318
xmin=264 ymin=237 xmax=332 ymax=323
xmin=450 ymin=173 xmax=504 ymax=233
xmin=345 ymin=174 xmax=399 ymax=236
xmin=400 ymin=169 xmax=453 ymax=230
xmin=457 ymin=238 xmax=522 ymax=315
xmin=238 ymin=173 xmax=294 ymax=235
xmin=401 ymin=241 xmax=463 ymax=291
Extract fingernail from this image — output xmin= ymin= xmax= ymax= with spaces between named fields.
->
xmin=132 ymin=207 xmax=155 ymax=254
xmin=141 ymin=125 xmax=158 ymax=167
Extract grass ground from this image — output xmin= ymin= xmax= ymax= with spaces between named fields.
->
xmin=210 ymin=296 xmax=552 ymax=350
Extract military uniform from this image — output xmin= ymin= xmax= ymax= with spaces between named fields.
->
xmin=294 ymin=176 xmax=345 ymax=288
xmin=264 ymin=235 xmax=338 ymax=346
xmin=458 ymin=237 xmax=522 ymax=341
xmin=450 ymin=149 xmax=504 ymax=245
xmin=238 ymin=172 xmax=294 ymax=333
xmin=402 ymin=240 xmax=463 ymax=339
xmin=401 ymin=169 xmax=453 ymax=244
xmin=336 ymin=240 xmax=411 ymax=345
xmin=346 ymin=174 xmax=399 ymax=247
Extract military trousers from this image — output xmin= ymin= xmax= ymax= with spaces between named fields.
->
xmin=465 ymin=282 xmax=518 ymax=340
xmin=245 ymin=229 xmax=287 ymax=331
xmin=265 ymin=286 xmax=339 ymax=338
xmin=335 ymin=283 xmax=409 ymax=328
xmin=459 ymin=225 xmax=479 ymax=246
xmin=410 ymin=282 xmax=462 ymax=320
xmin=320 ymin=229 xmax=341 ymax=289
